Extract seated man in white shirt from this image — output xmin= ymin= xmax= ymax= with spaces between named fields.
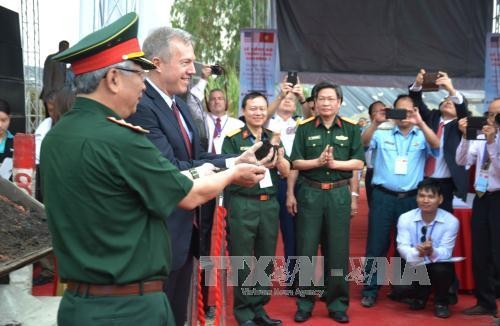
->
xmin=396 ymin=178 xmax=459 ymax=318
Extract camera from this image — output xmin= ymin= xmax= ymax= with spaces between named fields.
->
xmin=385 ymin=108 xmax=407 ymax=120
xmin=465 ymin=116 xmax=488 ymax=140
xmin=287 ymin=71 xmax=298 ymax=86
xmin=495 ymin=113 xmax=500 ymax=126
xmin=422 ymin=72 xmax=440 ymax=92
xmin=254 ymin=140 xmax=279 ymax=161
xmin=211 ymin=64 xmax=224 ymax=75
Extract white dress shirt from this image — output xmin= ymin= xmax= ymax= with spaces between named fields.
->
xmin=397 ymin=208 xmax=459 ymax=264
xmin=455 ymin=134 xmax=500 ymax=192
xmin=35 ymin=117 xmax=53 ymax=165
xmin=266 ymin=114 xmax=298 ymax=156
xmin=431 ymin=117 xmax=453 ymax=178
xmin=207 ymin=113 xmax=244 ymax=154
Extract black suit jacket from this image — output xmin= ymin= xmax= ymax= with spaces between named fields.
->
xmin=409 ymin=88 xmax=469 ymax=200
xmin=127 ymin=80 xmax=228 ymax=270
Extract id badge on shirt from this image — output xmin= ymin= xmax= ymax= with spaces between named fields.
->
xmin=475 ymin=170 xmax=489 ymax=193
xmin=394 ymin=156 xmax=408 ymax=175
xmin=259 ymin=168 xmax=273 ymax=188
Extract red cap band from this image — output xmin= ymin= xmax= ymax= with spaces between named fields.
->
xmin=71 ymin=38 xmax=141 ymax=75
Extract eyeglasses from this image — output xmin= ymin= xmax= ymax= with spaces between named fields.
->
xmin=115 ymin=67 xmax=148 ymax=79
xmin=316 ymin=97 xmax=338 ymax=103
xmin=420 ymin=225 xmax=427 ymax=243
xmin=485 ymin=111 xmax=498 ymax=119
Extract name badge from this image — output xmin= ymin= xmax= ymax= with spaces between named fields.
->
xmin=308 ymin=135 xmax=321 ymax=140
xmin=394 ymin=156 xmax=408 ymax=175
xmin=475 ymin=170 xmax=489 ymax=192
xmin=240 ymin=146 xmax=251 ymax=151
xmin=286 ymin=126 xmax=296 ymax=135
xmin=336 ymin=135 xmax=348 ymax=141
xmin=259 ymin=168 xmax=273 ymax=188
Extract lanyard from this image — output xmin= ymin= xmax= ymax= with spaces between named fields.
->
xmin=394 ymin=131 xmax=415 ymax=157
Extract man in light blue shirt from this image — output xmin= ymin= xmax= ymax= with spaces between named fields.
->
xmin=360 ymin=95 xmax=440 ymax=307
xmin=397 ymin=178 xmax=459 ymax=318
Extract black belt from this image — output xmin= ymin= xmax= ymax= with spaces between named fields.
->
xmin=375 ymin=185 xmax=417 ymax=198
xmin=303 ymin=178 xmax=350 ymax=190
xmin=234 ymin=193 xmax=274 ymax=201
xmin=425 ymin=177 xmax=453 ymax=183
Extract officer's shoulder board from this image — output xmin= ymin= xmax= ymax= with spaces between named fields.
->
xmin=340 ymin=116 xmax=357 ymax=125
xmin=298 ymin=116 xmax=315 ymax=125
xmin=226 ymin=128 xmax=242 ymax=138
xmin=107 ymin=117 xmax=150 ymax=133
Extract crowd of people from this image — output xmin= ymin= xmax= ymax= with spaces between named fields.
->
xmin=1 ymin=11 xmax=499 ymax=326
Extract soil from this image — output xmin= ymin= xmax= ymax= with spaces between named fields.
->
xmin=0 ymin=194 xmax=51 ymax=265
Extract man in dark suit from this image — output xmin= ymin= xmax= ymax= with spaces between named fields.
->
xmin=126 ymin=27 xmax=269 ymax=326
xmin=408 ymin=69 xmax=469 ymax=305
xmin=409 ymin=69 xmax=469 ymax=212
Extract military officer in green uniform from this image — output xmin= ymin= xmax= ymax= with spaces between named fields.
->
xmin=291 ymin=82 xmax=364 ymax=324
xmin=41 ymin=13 xmax=266 ymax=326
xmin=222 ymin=91 xmax=290 ymax=326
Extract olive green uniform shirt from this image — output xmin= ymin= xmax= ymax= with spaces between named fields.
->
xmin=290 ymin=116 xmax=364 ymax=181
xmin=41 ymin=97 xmax=193 ymax=284
xmin=222 ymin=126 xmax=285 ymax=196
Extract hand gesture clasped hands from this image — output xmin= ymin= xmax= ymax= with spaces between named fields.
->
xmin=317 ymin=145 xmax=335 ymax=169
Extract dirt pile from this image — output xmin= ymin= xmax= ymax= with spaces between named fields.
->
xmin=0 ymin=195 xmax=51 ymax=264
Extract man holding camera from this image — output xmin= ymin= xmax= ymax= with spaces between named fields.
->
xmin=291 ymin=81 xmax=364 ymax=323
xmin=222 ymin=91 xmax=290 ymax=326
xmin=409 ymin=69 xmax=469 ymax=212
xmin=456 ymin=100 xmax=500 ymax=317
xmin=360 ymin=95 xmax=439 ymax=308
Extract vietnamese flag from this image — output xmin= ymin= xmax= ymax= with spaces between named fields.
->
xmin=259 ymin=32 xmax=274 ymax=43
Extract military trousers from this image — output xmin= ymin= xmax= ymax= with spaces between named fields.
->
xmin=58 ymin=289 xmax=174 ymax=326
xmin=295 ymin=183 xmax=351 ymax=313
xmin=227 ymin=194 xmax=279 ymax=323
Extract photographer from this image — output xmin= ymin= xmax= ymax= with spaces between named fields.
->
xmin=360 ymin=95 xmax=439 ymax=308
xmin=409 ymin=69 xmax=469 ymax=212
xmin=456 ymin=100 xmax=500 ymax=317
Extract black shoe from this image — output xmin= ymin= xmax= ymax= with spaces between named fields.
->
xmin=239 ymin=320 xmax=257 ymax=326
xmin=294 ymin=310 xmax=311 ymax=323
xmin=448 ymin=292 xmax=458 ymax=305
xmin=329 ymin=311 xmax=349 ymax=323
xmin=361 ymin=296 xmax=376 ymax=308
xmin=409 ymin=299 xmax=426 ymax=310
xmin=462 ymin=304 xmax=497 ymax=316
xmin=205 ymin=306 xmax=216 ymax=319
xmin=434 ymin=304 xmax=450 ymax=318
xmin=253 ymin=314 xmax=282 ymax=326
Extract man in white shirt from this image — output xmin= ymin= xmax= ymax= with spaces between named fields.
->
xmin=396 ymin=178 xmax=459 ymax=318
xmin=456 ymin=99 xmax=500 ymax=317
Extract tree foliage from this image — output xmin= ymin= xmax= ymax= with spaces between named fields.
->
xmin=170 ymin=0 xmax=268 ymax=68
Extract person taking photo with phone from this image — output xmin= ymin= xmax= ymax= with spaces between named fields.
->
xmin=360 ymin=95 xmax=439 ymax=308
xmin=456 ymin=99 xmax=500 ymax=317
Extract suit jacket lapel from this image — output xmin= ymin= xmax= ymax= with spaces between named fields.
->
xmin=144 ymin=81 xmax=182 ymax=133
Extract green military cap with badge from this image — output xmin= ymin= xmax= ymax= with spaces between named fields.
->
xmin=52 ymin=12 xmax=155 ymax=75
